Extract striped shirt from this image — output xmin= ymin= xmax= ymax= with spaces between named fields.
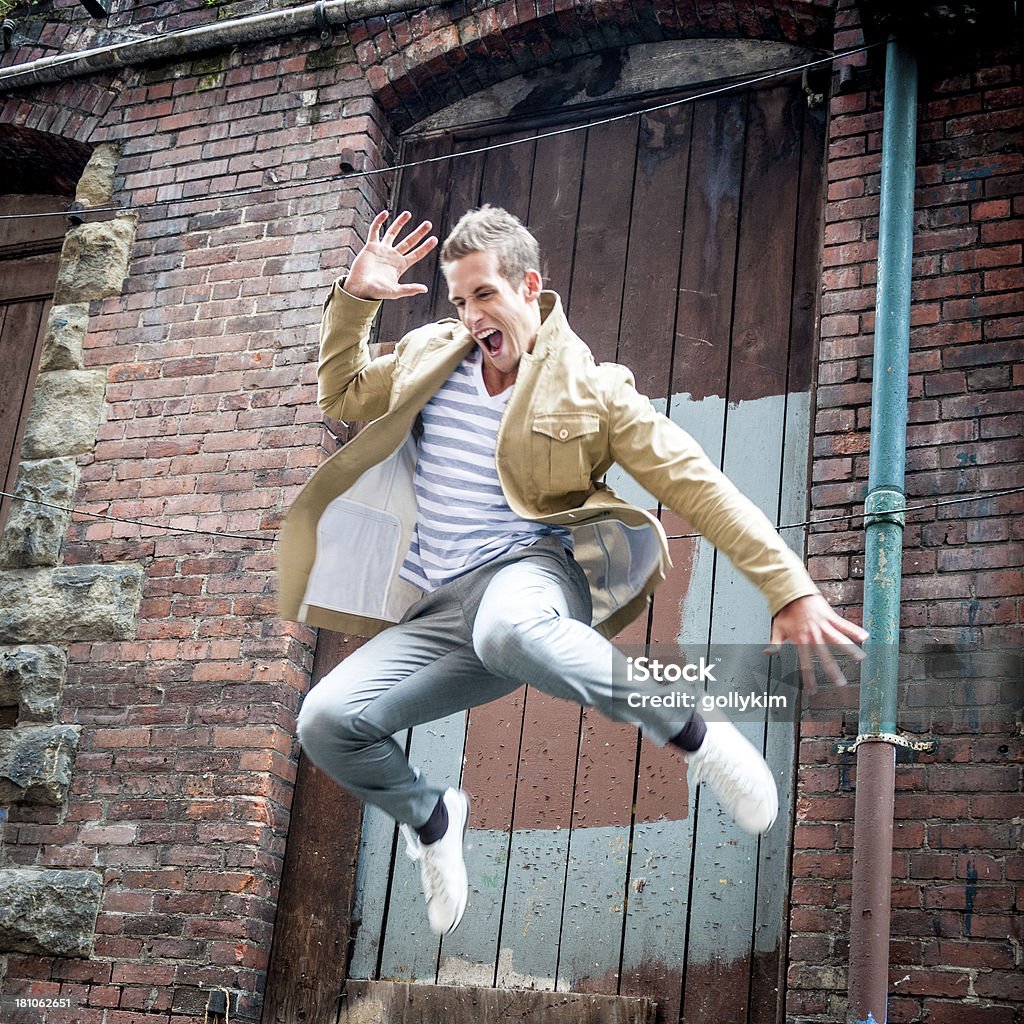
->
xmin=399 ymin=349 xmax=571 ymax=591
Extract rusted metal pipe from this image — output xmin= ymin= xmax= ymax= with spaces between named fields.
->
xmin=0 ymin=0 xmax=441 ymax=93
xmin=847 ymin=33 xmax=918 ymax=1024
xmin=849 ymin=740 xmax=898 ymax=1023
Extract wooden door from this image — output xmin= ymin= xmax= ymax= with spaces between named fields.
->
xmin=267 ymin=78 xmax=825 ymax=1024
xmin=0 ymin=196 xmax=65 ymax=532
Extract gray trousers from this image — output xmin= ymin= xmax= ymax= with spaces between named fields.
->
xmin=296 ymin=537 xmax=681 ymax=827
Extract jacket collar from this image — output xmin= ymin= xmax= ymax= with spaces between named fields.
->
xmin=525 ymin=290 xmax=573 ymax=365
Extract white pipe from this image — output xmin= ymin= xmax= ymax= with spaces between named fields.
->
xmin=0 ymin=0 xmax=442 ymax=92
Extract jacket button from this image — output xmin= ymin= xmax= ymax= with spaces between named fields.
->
xmin=558 ymin=428 xmax=569 ymax=439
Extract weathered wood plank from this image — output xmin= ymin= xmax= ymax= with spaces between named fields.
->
xmin=429 ymin=136 xmax=488 ymax=308
xmin=670 ymin=92 xmax=748 ymax=403
xmin=682 ymin=81 xmax=804 ymax=1023
xmin=555 ymin=715 xmax=638 ymax=994
xmin=0 ymin=195 xmax=69 ymax=259
xmin=0 ymin=298 xmax=48 ymax=534
xmin=340 ymin=979 xmax=656 ymax=1023
xmin=348 ymin=799 xmax=402 ymax=980
xmin=749 ymin=95 xmax=826 ymax=1023
xmin=431 ymin=130 xmax=542 ymax=989
xmin=377 ymin=710 xmax=468 ymax=982
xmin=726 ymin=84 xmax=802 ymax=405
xmin=615 ymin=105 xmax=692 ymax=396
xmin=552 ymin=114 xmax=642 ymax=996
xmin=562 ymin=117 xmax=638 ymax=360
xmin=376 ymin=134 xmax=452 ymax=346
xmin=613 ymin=101 xmax=696 ymax=1020
xmin=0 ymin=254 xmax=60 ymax=303
xmin=495 ymin=690 xmax=581 ymax=989
xmin=438 ymin=687 xmax=527 ymax=986
xmin=478 ymin=130 xmax=536 ymax=220
xmin=750 ymin=392 xmax=812 ymax=1024
xmin=526 ymin=128 xmax=586 ymax=299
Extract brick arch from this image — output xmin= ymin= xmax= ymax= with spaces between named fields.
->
xmin=0 ymin=123 xmax=92 ymax=195
xmin=0 ymin=72 xmax=127 ymax=152
xmin=352 ymin=0 xmax=835 ymax=130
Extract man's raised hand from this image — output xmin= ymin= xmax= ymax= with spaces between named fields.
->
xmin=344 ymin=210 xmax=438 ymax=301
xmin=766 ymin=593 xmax=869 ymax=690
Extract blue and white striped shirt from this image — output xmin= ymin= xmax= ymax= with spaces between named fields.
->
xmin=399 ymin=350 xmax=571 ymax=591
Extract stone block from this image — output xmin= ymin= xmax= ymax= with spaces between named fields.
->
xmin=0 ymin=645 xmax=67 ymax=722
xmin=54 ymin=214 xmax=137 ymax=304
xmin=0 ymin=457 xmax=80 ymax=568
xmin=0 ymin=868 xmax=102 ymax=957
xmin=20 ymin=369 xmax=106 ymax=460
xmin=40 ymin=304 xmax=90 ymax=371
xmin=0 ymin=564 xmax=144 ymax=644
xmin=74 ymin=142 xmax=120 ymax=208
xmin=0 ymin=724 xmax=81 ymax=805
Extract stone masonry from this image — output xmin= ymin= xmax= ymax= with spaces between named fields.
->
xmin=0 ymin=144 xmax=139 ymax=965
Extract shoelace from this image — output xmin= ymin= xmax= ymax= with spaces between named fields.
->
xmin=401 ymin=824 xmax=420 ymax=861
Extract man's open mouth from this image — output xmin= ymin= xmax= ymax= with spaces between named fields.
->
xmin=478 ymin=329 xmax=504 ymax=357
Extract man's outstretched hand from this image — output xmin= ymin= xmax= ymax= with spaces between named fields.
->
xmin=344 ymin=210 xmax=438 ymax=301
xmin=767 ymin=593 xmax=869 ymax=689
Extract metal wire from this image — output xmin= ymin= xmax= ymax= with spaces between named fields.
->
xmin=2 ymin=486 xmax=1020 ymax=548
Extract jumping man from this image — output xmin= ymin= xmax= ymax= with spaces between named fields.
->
xmin=280 ymin=207 xmax=868 ymax=935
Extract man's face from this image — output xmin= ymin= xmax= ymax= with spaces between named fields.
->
xmin=445 ymin=250 xmax=542 ymax=379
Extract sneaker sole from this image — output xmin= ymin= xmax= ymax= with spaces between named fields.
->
xmin=445 ymin=791 xmax=470 ymax=934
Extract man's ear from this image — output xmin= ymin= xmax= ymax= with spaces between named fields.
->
xmin=523 ymin=268 xmax=543 ymax=300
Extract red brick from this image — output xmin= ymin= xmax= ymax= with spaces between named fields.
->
xmin=920 ymin=1000 xmax=1015 ymax=1024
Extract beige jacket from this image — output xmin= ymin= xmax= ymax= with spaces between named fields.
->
xmin=277 ymin=286 xmax=819 ymax=638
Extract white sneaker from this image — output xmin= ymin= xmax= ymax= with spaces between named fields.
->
xmin=400 ymin=788 xmax=470 ymax=935
xmin=687 ymin=721 xmax=778 ymax=834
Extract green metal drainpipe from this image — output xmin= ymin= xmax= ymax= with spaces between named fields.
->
xmin=846 ymin=34 xmax=918 ymax=1024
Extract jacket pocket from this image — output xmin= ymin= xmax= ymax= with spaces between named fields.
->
xmin=531 ymin=412 xmax=601 ymax=493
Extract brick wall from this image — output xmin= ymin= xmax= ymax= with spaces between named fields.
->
xmin=1 ymin=25 xmax=396 ymax=1024
xmin=0 ymin=1 xmax=1021 ymax=1022
xmin=789 ymin=2 xmax=1023 ymax=1021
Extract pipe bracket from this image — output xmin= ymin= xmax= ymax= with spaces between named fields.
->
xmin=863 ymin=487 xmax=906 ymax=528
xmin=313 ymin=2 xmax=332 ymax=45
xmin=836 ymin=731 xmax=936 ymax=755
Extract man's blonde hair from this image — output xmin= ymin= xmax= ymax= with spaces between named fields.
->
xmin=441 ymin=205 xmax=541 ymax=286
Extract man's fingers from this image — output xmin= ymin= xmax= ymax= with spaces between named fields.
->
xmin=827 ymin=610 xmax=869 ymax=645
xmin=815 ymin=641 xmax=849 ymax=687
xmin=382 ymin=210 xmax=414 ymax=245
xmin=823 ymin=627 xmax=867 ymax=662
xmin=404 ymin=235 xmax=438 ymax=267
xmin=368 ymin=209 xmax=390 ymax=243
xmin=395 ymin=220 xmax=434 ymax=255
xmin=796 ymin=642 xmax=817 ymax=695
xmin=393 ymin=283 xmax=429 ymax=298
